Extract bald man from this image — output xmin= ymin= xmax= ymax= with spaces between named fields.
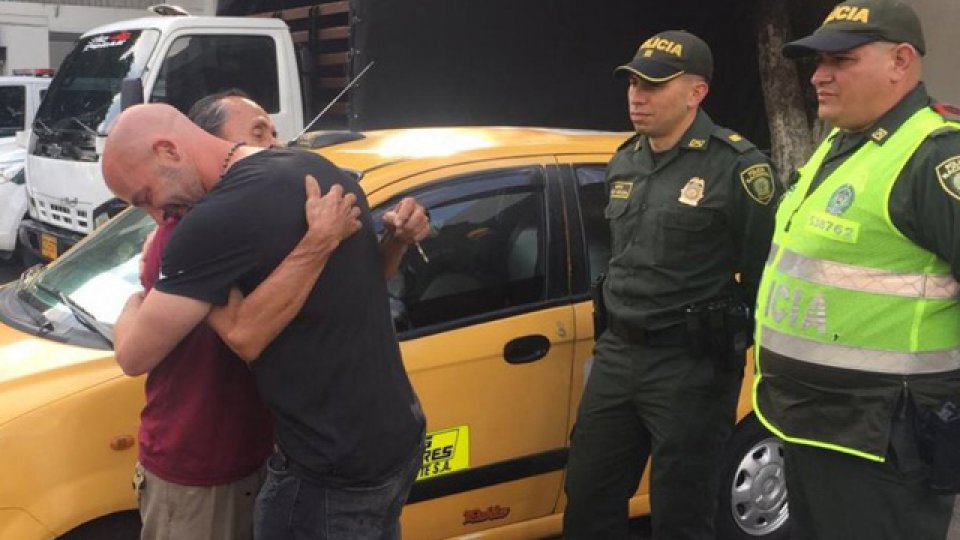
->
xmin=133 ymin=94 xmax=360 ymax=540
xmin=103 ymin=103 xmax=428 ymax=540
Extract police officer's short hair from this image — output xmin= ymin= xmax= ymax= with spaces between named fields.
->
xmin=187 ymin=88 xmax=253 ymax=137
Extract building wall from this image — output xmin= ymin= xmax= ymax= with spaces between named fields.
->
xmin=0 ymin=0 xmax=217 ymax=73
xmin=0 ymin=13 xmax=49 ymax=74
xmin=909 ymin=0 xmax=960 ymax=104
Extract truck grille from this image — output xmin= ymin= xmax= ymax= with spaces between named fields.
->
xmin=33 ymin=194 xmax=92 ymax=234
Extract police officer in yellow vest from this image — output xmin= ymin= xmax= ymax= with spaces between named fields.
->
xmin=754 ymin=0 xmax=960 ymax=538
xmin=563 ymin=30 xmax=778 ymax=539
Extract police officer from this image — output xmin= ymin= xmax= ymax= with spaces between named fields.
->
xmin=753 ymin=0 xmax=960 ymax=538
xmin=563 ymin=30 xmax=778 ymax=539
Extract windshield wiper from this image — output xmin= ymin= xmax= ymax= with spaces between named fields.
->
xmin=15 ymin=266 xmax=55 ymax=336
xmin=69 ymin=116 xmax=98 ymax=136
xmin=58 ymin=291 xmax=113 ymax=347
xmin=33 ymin=281 xmax=114 ymax=346
xmin=33 ymin=118 xmax=54 ymax=136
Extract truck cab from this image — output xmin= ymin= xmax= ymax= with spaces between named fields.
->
xmin=0 ymin=76 xmax=51 ymax=262
xmin=19 ymin=15 xmax=305 ymax=262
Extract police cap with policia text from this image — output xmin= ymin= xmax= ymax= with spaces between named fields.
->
xmin=782 ymin=0 xmax=925 ymax=58
xmin=615 ymin=30 xmax=714 ymax=83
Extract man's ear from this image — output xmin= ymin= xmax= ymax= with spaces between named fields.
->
xmin=890 ymin=43 xmax=919 ymax=81
xmin=689 ymin=78 xmax=710 ymax=109
xmin=152 ymin=139 xmax=180 ymax=162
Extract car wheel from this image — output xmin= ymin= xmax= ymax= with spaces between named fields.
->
xmin=58 ymin=510 xmax=141 ymax=540
xmin=716 ymin=414 xmax=789 ymax=540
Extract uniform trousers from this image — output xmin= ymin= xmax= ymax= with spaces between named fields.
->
xmin=563 ymin=329 xmax=742 ymax=539
xmin=784 ymin=399 xmax=956 ymax=540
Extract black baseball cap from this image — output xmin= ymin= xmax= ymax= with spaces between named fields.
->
xmin=615 ymin=30 xmax=713 ymax=83
xmin=783 ymin=0 xmax=925 ymax=58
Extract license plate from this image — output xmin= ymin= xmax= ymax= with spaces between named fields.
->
xmin=40 ymin=233 xmax=58 ymax=261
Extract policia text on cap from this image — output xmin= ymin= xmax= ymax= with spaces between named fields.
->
xmin=562 ymin=30 xmax=779 ymax=540
xmin=753 ymin=0 xmax=960 ymax=538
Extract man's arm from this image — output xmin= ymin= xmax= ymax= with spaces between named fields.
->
xmin=380 ymin=196 xmax=430 ymax=280
xmin=205 ymin=175 xmax=361 ymax=362
xmin=114 ymin=289 xmax=212 ymax=376
xmin=731 ymin=154 xmax=780 ymax=309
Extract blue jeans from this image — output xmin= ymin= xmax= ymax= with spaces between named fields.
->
xmin=253 ymin=435 xmax=424 ymax=540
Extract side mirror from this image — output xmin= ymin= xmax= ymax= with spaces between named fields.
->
xmin=120 ymin=78 xmax=144 ymax=110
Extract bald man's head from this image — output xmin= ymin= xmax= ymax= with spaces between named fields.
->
xmin=102 ymin=103 xmax=230 ymax=222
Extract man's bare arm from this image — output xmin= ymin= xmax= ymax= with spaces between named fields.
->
xmin=380 ymin=197 xmax=430 ymax=280
xmin=206 ymin=175 xmax=361 ymax=362
xmin=114 ymin=289 xmax=212 ymax=376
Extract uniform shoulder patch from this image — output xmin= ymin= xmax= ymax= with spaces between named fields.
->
xmin=740 ymin=163 xmax=776 ymax=205
xmin=933 ymin=103 xmax=960 ymax=122
xmin=712 ymin=127 xmax=756 ymax=154
xmin=936 ymin=155 xmax=960 ymax=201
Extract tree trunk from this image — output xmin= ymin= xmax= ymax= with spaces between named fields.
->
xmin=756 ymin=0 xmax=813 ymax=184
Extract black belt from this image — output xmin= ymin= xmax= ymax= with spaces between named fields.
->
xmin=608 ymin=318 xmax=687 ymax=347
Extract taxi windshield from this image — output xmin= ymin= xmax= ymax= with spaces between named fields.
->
xmin=18 ymin=207 xmax=155 ymax=325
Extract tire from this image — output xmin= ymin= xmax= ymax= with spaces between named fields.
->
xmin=716 ymin=414 xmax=790 ymax=540
xmin=58 ymin=511 xmax=141 ymax=540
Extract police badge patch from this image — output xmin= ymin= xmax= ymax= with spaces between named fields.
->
xmin=936 ymin=156 xmax=960 ymax=201
xmin=610 ymin=181 xmax=634 ymax=200
xmin=678 ymin=177 xmax=705 ymax=206
xmin=826 ymin=184 xmax=855 ymax=215
xmin=739 ymin=164 xmax=775 ymax=205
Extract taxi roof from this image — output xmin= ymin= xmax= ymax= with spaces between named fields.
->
xmin=310 ymin=126 xmax=630 ymax=192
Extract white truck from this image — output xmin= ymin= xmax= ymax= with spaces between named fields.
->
xmin=0 ymin=76 xmax=51 ymax=262
xmin=19 ymin=8 xmax=332 ymax=262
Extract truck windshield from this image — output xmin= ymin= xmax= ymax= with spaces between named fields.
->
xmin=34 ymin=29 xmax=160 ymax=135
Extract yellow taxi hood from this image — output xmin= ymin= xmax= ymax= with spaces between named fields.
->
xmin=0 ymin=322 xmax=124 ymax=426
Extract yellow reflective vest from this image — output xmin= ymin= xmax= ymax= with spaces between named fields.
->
xmin=753 ymin=107 xmax=960 ymax=461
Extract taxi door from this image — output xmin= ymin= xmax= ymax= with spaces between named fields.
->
xmin=367 ymin=157 xmax=576 ymax=538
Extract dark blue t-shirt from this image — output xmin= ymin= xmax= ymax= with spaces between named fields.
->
xmin=156 ymin=148 xmax=425 ymax=485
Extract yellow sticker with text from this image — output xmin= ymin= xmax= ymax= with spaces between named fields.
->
xmin=417 ymin=426 xmax=470 ymax=481
xmin=610 ymin=181 xmax=633 ymax=200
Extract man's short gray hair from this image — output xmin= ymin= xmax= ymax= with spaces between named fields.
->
xmin=187 ymin=88 xmax=253 ymax=137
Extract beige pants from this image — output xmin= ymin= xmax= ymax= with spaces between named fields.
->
xmin=135 ymin=463 xmax=265 ymax=540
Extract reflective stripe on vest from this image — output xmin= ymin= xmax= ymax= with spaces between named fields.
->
xmin=762 ymin=326 xmax=960 ymax=374
xmin=774 ymin=246 xmax=960 ymax=299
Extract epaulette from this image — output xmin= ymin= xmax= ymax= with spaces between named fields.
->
xmin=711 ymin=127 xmax=756 ymax=154
xmin=617 ymin=133 xmax=642 ymax=152
xmin=932 ymin=103 xmax=960 ymax=122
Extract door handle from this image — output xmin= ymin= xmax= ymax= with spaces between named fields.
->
xmin=503 ymin=335 xmax=551 ymax=364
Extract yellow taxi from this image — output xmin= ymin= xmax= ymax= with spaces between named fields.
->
xmin=0 ymin=127 xmax=788 ymax=539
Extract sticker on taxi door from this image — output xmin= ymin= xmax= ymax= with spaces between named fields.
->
xmin=417 ymin=425 xmax=470 ymax=481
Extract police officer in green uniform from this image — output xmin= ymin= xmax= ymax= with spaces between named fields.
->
xmin=563 ymin=30 xmax=778 ymax=540
xmin=753 ymin=1 xmax=960 ymax=538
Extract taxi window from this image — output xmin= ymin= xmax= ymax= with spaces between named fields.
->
xmin=575 ymin=165 xmax=610 ymax=283
xmin=375 ymin=167 xmax=547 ymax=333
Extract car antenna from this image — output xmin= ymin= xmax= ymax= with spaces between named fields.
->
xmin=290 ymin=60 xmax=375 ymax=145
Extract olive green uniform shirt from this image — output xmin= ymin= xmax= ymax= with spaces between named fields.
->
xmin=603 ymin=109 xmax=778 ymax=330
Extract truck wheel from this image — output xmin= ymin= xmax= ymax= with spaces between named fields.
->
xmin=58 ymin=510 xmax=140 ymax=540
xmin=716 ymin=414 xmax=790 ymax=540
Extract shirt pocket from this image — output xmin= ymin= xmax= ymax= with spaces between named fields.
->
xmin=604 ymin=197 xmax=632 ymax=251
xmin=655 ymin=208 xmax=717 ymax=268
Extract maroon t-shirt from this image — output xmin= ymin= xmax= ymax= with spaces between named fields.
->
xmin=138 ymin=219 xmax=273 ymax=486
